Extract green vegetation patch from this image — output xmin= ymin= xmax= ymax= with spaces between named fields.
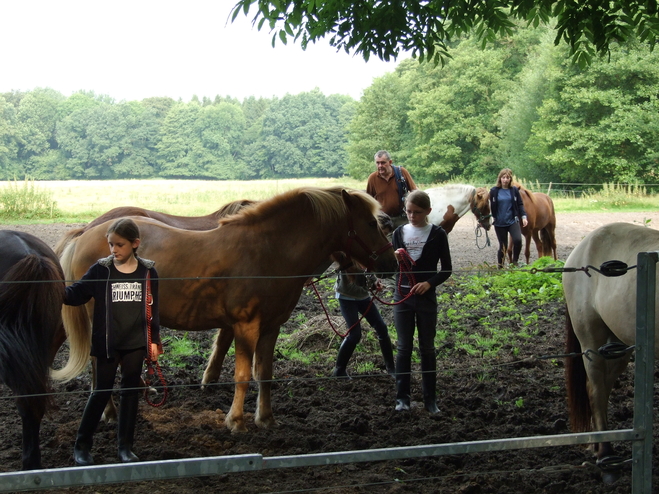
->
xmin=0 ymin=178 xmax=60 ymax=219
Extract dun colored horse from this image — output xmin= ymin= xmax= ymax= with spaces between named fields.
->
xmin=508 ymin=187 xmax=557 ymax=264
xmin=0 ymin=231 xmax=65 ymax=469
xmin=425 ymin=184 xmax=492 ymax=233
xmin=564 ymin=222 xmax=659 ymax=482
xmin=55 ymin=187 xmax=396 ymax=433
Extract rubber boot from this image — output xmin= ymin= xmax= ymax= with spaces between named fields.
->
xmin=73 ymin=393 xmax=108 ymax=466
xmin=394 ymin=355 xmax=411 ymax=412
xmin=332 ymin=337 xmax=358 ymax=379
xmin=117 ymin=392 xmax=140 ymax=463
xmin=378 ymin=336 xmax=396 ymax=377
xmin=421 ymin=355 xmax=440 ymax=414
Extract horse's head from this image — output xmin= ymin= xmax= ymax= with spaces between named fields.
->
xmin=471 ymin=187 xmax=492 ymax=231
xmin=340 ymin=189 xmax=397 ymax=278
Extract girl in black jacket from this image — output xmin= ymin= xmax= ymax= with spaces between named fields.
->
xmin=489 ymin=168 xmax=528 ymax=268
xmin=391 ymin=190 xmax=452 ymax=413
xmin=65 ymin=218 xmax=162 ymax=466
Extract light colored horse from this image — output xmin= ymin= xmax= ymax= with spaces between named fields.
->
xmin=55 ymin=187 xmax=396 ymax=433
xmin=564 ymin=222 xmax=659 ymax=480
xmin=425 ymin=184 xmax=491 ymax=233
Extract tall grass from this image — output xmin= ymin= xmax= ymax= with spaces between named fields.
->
xmin=0 ymin=178 xmax=60 ymax=220
xmin=3 ymin=178 xmax=365 ymax=221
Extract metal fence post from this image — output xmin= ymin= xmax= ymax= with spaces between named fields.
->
xmin=632 ymin=251 xmax=657 ymax=493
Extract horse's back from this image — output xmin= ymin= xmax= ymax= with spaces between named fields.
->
xmin=564 ymin=222 xmax=659 ymax=348
xmin=425 ymin=184 xmax=475 ymax=227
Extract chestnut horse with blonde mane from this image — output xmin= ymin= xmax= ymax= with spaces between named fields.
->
xmin=55 ymin=187 xmax=396 ymax=432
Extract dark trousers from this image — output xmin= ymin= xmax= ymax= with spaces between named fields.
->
xmin=339 ymin=297 xmax=389 ymax=345
xmin=77 ymin=348 xmax=146 ymax=442
xmin=393 ymin=289 xmax=437 ymax=366
xmin=494 ymin=221 xmax=522 ymax=267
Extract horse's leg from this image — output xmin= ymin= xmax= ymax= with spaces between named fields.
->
xmin=16 ymin=398 xmax=44 ymax=470
xmin=253 ymin=327 xmax=280 ymax=429
xmin=530 ymin=231 xmax=540 ymax=263
xmin=224 ymin=322 xmax=258 ymax=433
xmin=202 ymin=328 xmax=235 ymax=386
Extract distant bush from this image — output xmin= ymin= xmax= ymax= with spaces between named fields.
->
xmin=0 ymin=179 xmax=60 ymax=219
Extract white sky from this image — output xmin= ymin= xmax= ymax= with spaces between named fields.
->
xmin=1 ymin=0 xmax=406 ymax=102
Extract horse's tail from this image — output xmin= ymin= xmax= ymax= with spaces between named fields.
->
xmin=51 ymin=239 xmax=92 ymax=382
xmin=0 ymin=255 xmax=65 ymax=412
xmin=565 ymin=307 xmax=592 ymax=432
xmin=539 ymin=196 xmax=557 ymax=259
xmin=54 ymin=226 xmax=85 ymax=257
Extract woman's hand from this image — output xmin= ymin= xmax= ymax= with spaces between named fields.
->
xmin=411 ymin=281 xmax=431 ymax=295
xmin=522 ymin=217 xmax=528 ymax=228
xmin=150 ymin=343 xmax=160 ymax=362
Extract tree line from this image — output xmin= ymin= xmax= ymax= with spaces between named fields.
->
xmin=0 ymin=90 xmax=353 ymax=181
xmin=1 ymin=23 xmax=658 ymax=185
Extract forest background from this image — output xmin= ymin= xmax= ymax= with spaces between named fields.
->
xmin=2 ymin=22 xmax=658 ymax=188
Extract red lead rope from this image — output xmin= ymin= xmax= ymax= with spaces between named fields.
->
xmin=370 ymin=248 xmax=417 ymax=306
xmin=310 ymin=249 xmax=417 ymax=335
xmin=144 ymin=272 xmax=168 ymax=407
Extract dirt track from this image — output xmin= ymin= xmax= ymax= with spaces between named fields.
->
xmin=0 ymin=211 xmax=658 ymax=494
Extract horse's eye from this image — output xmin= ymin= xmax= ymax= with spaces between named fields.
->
xmin=369 ymin=220 xmax=378 ymax=228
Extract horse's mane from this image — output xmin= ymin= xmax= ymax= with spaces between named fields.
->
xmin=213 ymin=199 xmax=258 ymax=220
xmin=219 ymin=187 xmax=380 ymax=226
xmin=512 ymin=182 xmax=536 ymax=203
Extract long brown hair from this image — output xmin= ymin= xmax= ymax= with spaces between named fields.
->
xmin=495 ymin=168 xmax=514 ymax=188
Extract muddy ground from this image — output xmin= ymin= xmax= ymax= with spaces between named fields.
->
xmin=1 ymin=211 xmax=659 ymax=493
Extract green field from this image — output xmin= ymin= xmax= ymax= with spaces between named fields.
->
xmin=1 ymin=178 xmax=659 ymax=222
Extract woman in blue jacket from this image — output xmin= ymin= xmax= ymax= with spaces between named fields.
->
xmin=489 ymin=168 xmax=528 ymax=268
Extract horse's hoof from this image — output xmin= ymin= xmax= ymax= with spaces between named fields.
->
xmin=255 ymin=417 xmax=276 ymax=429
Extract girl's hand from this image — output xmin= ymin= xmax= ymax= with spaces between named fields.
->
xmin=522 ymin=217 xmax=528 ymax=228
xmin=150 ymin=343 xmax=160 ymax=362
xmin=411 ymin=281 xmax=431 ymax=295
xmin=394 ymin=248 xmax=405 ymax=262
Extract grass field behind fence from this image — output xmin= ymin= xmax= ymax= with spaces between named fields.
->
xmin=1 ymin=178 xmax=659 ymax=222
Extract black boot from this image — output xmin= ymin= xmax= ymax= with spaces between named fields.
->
xmin=421 ymin=355 xmax=439 ymax=414
xmin=117 ymin=392 xmax=140 ymax=463
xmin=73 ymin=393 xmax=108 ymax=466
xmin=394 ymin=354 xmax=411 ymax=411
xmin=332 ymin=337 xmax=358 ymax=379
xmin=378 ymin=336 xmax=396 ymax=378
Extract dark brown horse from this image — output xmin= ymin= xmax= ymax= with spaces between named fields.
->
xmin=507 ymin=186 xmax=557 ymax=264
xmin=55 ymin=187 xmax=396 ymax=433
xmin=0 ymin=231 xmax=65 ymax=470
xmin=54 ymin=199 xmax=256 ymax=256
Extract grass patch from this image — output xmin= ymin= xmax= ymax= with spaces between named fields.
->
xmin=0 ymin=178 xmax=61 ymax=219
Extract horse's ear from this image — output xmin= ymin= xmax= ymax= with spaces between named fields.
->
xmin=341 ymin=189 xmax=354 ymax=210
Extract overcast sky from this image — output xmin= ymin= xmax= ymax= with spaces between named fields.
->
xmin=1 ymin=1 xmax=406 ymax=102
